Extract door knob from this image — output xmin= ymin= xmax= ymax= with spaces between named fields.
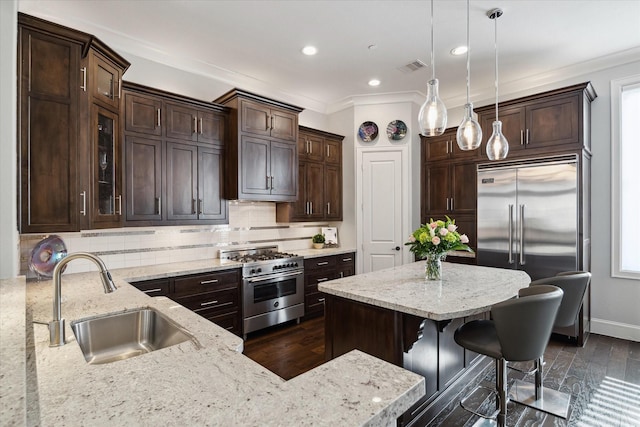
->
xmin=393 ymin=246 xmax=401 ymax=251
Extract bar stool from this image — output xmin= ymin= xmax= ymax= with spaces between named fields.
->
xmin=454 ymin=285 xmax=563 ymax=427
xmin=509 ymin=271 xmax=591 ymax=419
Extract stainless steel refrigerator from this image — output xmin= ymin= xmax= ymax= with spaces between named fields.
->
xmin=477 ymin=156 xmax=580 ymax=281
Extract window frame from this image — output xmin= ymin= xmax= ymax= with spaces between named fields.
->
xmin=611 ymin=74 xmax=640 ymax=280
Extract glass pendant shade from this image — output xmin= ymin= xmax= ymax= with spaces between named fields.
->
xmin=419 ymin=79 xmax=447 ymax=137
xmin=456 ymin=103 xmax=482 ymax=150
xmin=486 ymin=120 xmax=509 ymax=160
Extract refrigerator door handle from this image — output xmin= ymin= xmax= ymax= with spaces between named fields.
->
xmin=508 ymin=204 xmax=514 ymax=264
xmin=519 ymin=204 xmax=526 ymax=265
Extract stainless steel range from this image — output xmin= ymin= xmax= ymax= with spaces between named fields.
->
xmin=219 ymin=246 xmax=304 ymax=338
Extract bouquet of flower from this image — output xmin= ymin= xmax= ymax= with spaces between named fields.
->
xmin=405 ymin=216 xmax=473 ymax=259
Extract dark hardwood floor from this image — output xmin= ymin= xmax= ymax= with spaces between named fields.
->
xmin=243 ymin=318 xmax=640 ymax=426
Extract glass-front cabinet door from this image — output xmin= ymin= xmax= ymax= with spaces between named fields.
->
xmin=92 ymin=105 xmax=121 ymax=226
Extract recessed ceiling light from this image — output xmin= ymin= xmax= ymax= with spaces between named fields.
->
xmin=368 ymin=79 xmax=381 ymax=87
xmin=302 ymin=46 xmax=317 ymax=56
xmin=451 ymin=46 xmax=468 ymax=56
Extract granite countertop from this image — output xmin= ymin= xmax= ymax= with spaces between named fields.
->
xmin=296 ymin=247 xmax=356 ymax=259
xmin=0 ymin=252 xmax=425 ymax=426
xmin=318 ymin=261 xmax=531 ymax=321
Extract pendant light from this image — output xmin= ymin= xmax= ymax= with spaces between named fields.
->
xmin=486 ymin=8 xmax=509 ymax=160
xmin=418 ymin=0 xmax=447 ymax=137
xmin=456 ymin=0 xmax=482 ymax=150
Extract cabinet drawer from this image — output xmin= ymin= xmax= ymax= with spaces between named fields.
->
xmin=130 ymin=278 xmax=171 ymax=296
xmin=304 ymin=256 xmax=337 ymax=271
xmin=204 ymin=310 xmax=241 ymax=335
xmin=305 ymin=271 xmax=334 ymax=291
xmin=305 ymin=291 xmax=326 ymax=316
xmin=173 ymin=270 xmax=240 ymax=296
xmin=173 ymin=288 xmax=238 ymax=312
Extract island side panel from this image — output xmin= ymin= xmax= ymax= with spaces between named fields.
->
xmin=324 ymin=295 xmax=403 ymax=365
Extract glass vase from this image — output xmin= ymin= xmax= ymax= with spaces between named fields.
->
xmin=425 ymin=253 xmax=445 ymax=281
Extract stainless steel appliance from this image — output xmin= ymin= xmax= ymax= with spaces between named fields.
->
xmin=477 ymin=155 xmax=581 ymax=281
xmin=219 ymin=246 xmax=304 ymax=338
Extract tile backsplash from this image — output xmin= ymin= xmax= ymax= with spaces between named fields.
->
xmin=20 ymin=202 xmax=329 ymax=278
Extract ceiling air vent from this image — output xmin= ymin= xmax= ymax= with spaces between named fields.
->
xmin=398 ymin=59 xmax=427 ymax=74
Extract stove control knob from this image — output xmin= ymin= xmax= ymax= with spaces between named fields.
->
xmin=274 ymin=301 xmax=279 ymax=308
xmin=250 ymin=268 xmax=256 ymax=275
xmin=257 ymin=268 xmax=262 ymax=274
xmin=293 ymin=262 xmax=298 ymax=267
xmin=273 ymin=265 xmax=280 ymax=270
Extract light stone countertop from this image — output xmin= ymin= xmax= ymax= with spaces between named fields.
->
xmin=1 ymin=254 xmax=425 ymax=427
xmin=318 ymin=261 xmax=531 ymax=321
xmin=295 ymin=247 xmax=357 ymax=259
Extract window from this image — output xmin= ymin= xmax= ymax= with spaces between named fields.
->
xmin=611 ymin=75 xmax=640 ymax=280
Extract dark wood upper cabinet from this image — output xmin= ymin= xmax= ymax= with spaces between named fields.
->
xmin=17 ymin=13 xmax=130 ymax=233
xmin=276 ymin=126 xmax=344 ymax=222
xmin=214 ymin=89 xmax=303 ymax=202
xmin=122 ymin=81 xmax=229 ymax=226
xmin=476 ymin=83 xmax=596 ymax=159
xmin=125 ymin=135 xmax=162 ymax=221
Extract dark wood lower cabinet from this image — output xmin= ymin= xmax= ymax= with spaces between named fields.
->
xmin=304 ymin=253 xmax=355 ymax=318
xmin=324 ymin=295 xmax=490 ymax=426
xmin=130 ymin=268 xmax=242 ymax=337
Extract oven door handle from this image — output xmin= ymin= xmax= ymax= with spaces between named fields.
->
xmin=247 ymin=271 xmax=303 ymax=283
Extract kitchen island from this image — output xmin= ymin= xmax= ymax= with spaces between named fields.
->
xmin=0 ymin=258 xmax=424 ymax=426
xmin=319 ymin=261 xmax=530 ymax=426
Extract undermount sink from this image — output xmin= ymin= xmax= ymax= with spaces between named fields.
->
xmin=71 ymin=307 xmax=200 ymax=365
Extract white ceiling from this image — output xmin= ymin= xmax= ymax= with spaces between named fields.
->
xmin=17 ymin=0 xmax=640 ymax=114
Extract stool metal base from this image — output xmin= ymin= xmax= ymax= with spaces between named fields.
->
xmin=470 ymin=417 xmax=498 ymax=427
xmin=508 ymin=379 xmax=571 ymax=419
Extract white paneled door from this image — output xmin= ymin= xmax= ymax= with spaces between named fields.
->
xmin=360 ymin=150 xmax=405 ymax=273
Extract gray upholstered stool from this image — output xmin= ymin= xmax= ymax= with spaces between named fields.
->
xmin=454 ymin=285 xmax=563 ymax=427
xmin=509 ymin=271 xmax=591 ymax=419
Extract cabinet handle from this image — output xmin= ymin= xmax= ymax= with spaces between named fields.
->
xmin=143 ymin=288 xmax=162 ymax=294
xmin=193 ymin=116 xmax=197 ymax=134
xmin=270 ymin=176 xmax=274 ymax=190
xmin=199 ymin=118 xmax=203 ymax=135
xmin=326 ymin=145 xmax=330 ymax=158
xmin=318 ymin=298 xmax=325 ymax=302
xmin=327 ymin=202 xmax=330 ymax=215
xmin=157 ymin=108 xmax=161 ymax=127
xmin=116 ymin=195 xmax=122 ymax=215
xmin=520 ymin=130 xmax=524 ymax=145
xmin=80 ymin=191 xmax=86 ymax=216
xmin=200 ymin=279 xmax=219 ymax=285
xmin=317 ymin=261 xmax=329 ymax=266
xmin=156 ymin=197 xmax=162 ymax=215
xmin=192 ymin=199 xmax=196 ymax=214
xmin=200 ymin=300 xmax=219 ymax=307
xmin=266 ymin=176 xmax=270 ymax=189
xmin=526 ymin=129 xmax=530 ymax=145
xmin=342 ymin=258 xmax=352 ymax=262
xmin=309 ymin=201 xmax=313 ymax=214
xmin=450 ymin=198 xmax=454 ymax=211
xmin=80 ymin=67 xmax=87 ymax=91
xmin=339 ymin=272 xmax=344 ymax=278
xmin=265 ymin=115 xmax=270 ymax=130
xmin=446 ymin=197 xmax=450 ymax=211
xmin=270 ymin=116 xmax=274 ymax=130
xmin=316 ymin=277 xmax=329 ymax=282
xmin=117 ymin=78 xmax=121 ymax=99
xmin=198 ymin=199 xmax=203 ymax=214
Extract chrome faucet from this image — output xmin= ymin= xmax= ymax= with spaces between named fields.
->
xmin=49 ymin=252 xmax=117 ymax=347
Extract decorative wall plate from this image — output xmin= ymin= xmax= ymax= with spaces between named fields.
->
xmin=358 ymin=121 xmax=379 ymax=142
xmin=29 ymin=235 xmax=67 ymax=278
xmin=386 ymin=120 xmax=407 ymax=141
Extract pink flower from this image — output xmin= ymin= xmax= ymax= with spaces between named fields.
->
xmin=447 ymin=224 xmax=457 ymax=232
xmin=460 ymin=234 xmax=469 ymax=244
xmin=431 ymin=236 xmax=441 ymax=245
xmin=429 ymin=222 xmax=438 ymax=229
xmin=439 ymin=228 xmax=448 ymax=236
xmin=408 ymin=235 xmax=416 ymax=242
